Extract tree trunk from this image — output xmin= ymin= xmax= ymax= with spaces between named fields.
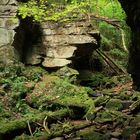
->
xmin=118 ymin=0 xmax=140 ymax=90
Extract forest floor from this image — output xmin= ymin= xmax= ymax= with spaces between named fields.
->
xmin=0 ymin=65 xmax=140 ymax=140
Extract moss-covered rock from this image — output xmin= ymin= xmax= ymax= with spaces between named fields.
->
xmin=76 ymin=126 xmax=109 ymax=140
xmin=106 ymin=99 xmax=123 ymax=111
xmin=95 ymin=110 xmax=115 ymax=123
xmin=94 ymin=95 xmax=110 ymax=107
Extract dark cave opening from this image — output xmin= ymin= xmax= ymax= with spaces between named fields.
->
xmin=72 ymin=43 xmax=102 ymax=72
xmin=13 ymin=17 xmax=43 ymax=64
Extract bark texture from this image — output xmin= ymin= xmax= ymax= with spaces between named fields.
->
xmin=119 ymin=0 xmax=140 ymax=90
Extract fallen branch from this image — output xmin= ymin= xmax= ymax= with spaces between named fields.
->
xmin=96 ymin=49 xmax=126 ymax=74
xmin=39 ymin=121 xmax=98 ymax=139
xmin=0 ymin=109 xmax=71 ymax=140
xmin=85 ymin=13 xmax=121 ymax=28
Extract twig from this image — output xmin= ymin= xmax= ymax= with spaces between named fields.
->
xmin=96 ymin=49 xmax=120 ymax=74
xmin=27 ymin=120 xmax=33 ymax=137
xmin=85 ymin=13 xmax=121 ymax=28
xmin=43 ymin=116 xmax=51 ymax=134
xmin=120 ymin=28 xmax=128 ymax=52
xmin=96 ymin=49 xmax=126 ymax=74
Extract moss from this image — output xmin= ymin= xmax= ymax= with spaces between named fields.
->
xmin=106 ymin=99 xmax=123 ymax=111
xmin=76 ymin=126 xmax=108 ymax=140
xmin=94 ymin=95 xmax=110 ymax=107
xmin=0 ymin=119 xmax=27 ymax=135
xmin=27 ymin=75 xmax=94 ymax=113
xmin=95 ymin=110 xmax=114 ymax=123
xmin=130 ymin=92 xmax=140 ymax=101
xmin=5 ymin=18 xmax=19 ymax=28
xmin=22 ymin=66 xmax=47 ymax=82
xmin=0 ymin=88 xmax=5 ymax=96
xmin=0 ymin=109 xmax=71 ymax=139
xmin=122 ymin=127 xmax=137 ymax=139
xmin=116 ymin=91 xmax=131 ymax=100
xmin=14 ymin=133 xmax=32 ymax=140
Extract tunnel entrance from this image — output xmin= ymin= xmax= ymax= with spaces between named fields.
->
xmin=13 ymin=17 xmax=44 ymax=64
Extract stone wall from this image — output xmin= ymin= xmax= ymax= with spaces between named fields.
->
xmin=0 ymin=1 xmax=100 ymax=69
xmin=25 ymin=21 xmax=100 ymax=69
xmin=0 ymin=0 xmax=19 ymax=67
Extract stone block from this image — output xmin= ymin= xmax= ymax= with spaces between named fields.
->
xmin=25 ymin=54 xmax=42 ymax=65
xmin=0 ymin=5 xmax=17 ymax=15
xmin=0 ymin=45 xmax=16 ymax=66
xmin=46 ymin=46 xmax=77 ymax=58
xmin=42 ymin=58 xmax=71 ymax=67
xmin=0 ymin=18 xmax=5 ymax=28
xmin=43 ymin=35 xmax=97 ymax=45
xmin=0 ymin=0 xmax=9 ymax=5
xmin=5 ymin=18 xmax=19 ymax=29
xmin=43 ymin=26 xmax=89 ymax=35
xmin=0 ymin=28 xmax=13 ymax=46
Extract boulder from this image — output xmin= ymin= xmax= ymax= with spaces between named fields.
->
xmin=40 ymin=21 xmax=100 ymax=68
xmin=0 ymin=0 xmax=19 ymax=67
xmin=0 ymin=46 xmax=17 ymax=67
xmin=42 ymin=58 xmax=71 ymax=67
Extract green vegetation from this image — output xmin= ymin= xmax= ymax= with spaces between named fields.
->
xmin=0 ymin=0 xmax=136 ymax=139
xmin=18 ymin=0 xmax=90 ymax=22
xmin=18 ymin=0 xmax=129 ymax=70
xmin=0 ymin=64 xmax=139 ymax=140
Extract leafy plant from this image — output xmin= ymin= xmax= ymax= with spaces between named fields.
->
xmin=18 ymin=0 xmax=90 ymax=22
xmin=1 ymin=76 xmax=28 ymax=99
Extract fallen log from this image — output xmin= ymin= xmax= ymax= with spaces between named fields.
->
xmin=0 ymin=108 xmax=72 ymax=140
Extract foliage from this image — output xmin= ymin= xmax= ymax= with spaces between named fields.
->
xmin=18 ymin=0 xmax=126 ymax=22
xmin=18 ymin=0 xmax=90 ymax=22
xmin=79 ymin=72 xmax=117 ymax=89
xmin=1 ymin=76 xmax=28 ymax=99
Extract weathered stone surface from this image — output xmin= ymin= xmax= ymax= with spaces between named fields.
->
xmin=0 ymin=5 xmax=17 ymax=14
xmin=0 ymin=0 xmax=9 ymax=5
xmin=5 ymin=18 xmax=19 ymax=29
xmin=46 ymin=46 xmax=77 ymax=58
xmin=0 ymin=46 xmax=17 ymax=66
xmin=44 ymin=35 xmax=97 ymax=45
xmin=25 ymin=54 xmax=42 ymax=65
xmin=43 ymin=26 xmax=98 ymax=35
xmin=41 ymin=21 xmax=100 ymax=68
xmin=42 ymin=58 xmax=71 ymax=67
xmin=0 ymin=18 xmax=5 ymax=27
xmin=0 ymin=0 xmax=19 ymax=66
xmin=0 ymin=28 xmax=15 ymax=46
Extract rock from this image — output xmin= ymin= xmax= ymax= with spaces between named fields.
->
xmin=111 ymin=131 xmax=121 ymax=137
xmin=111 ymin=138 xmax=119 ymax=140
xmin=25 ymin=54 xmax=42 ymax=65
xmin=0 ymin=0 xmax=19 ymax=66
xmin=44 ymin=35 xmax=97 ymax=45
xmin=5 ymin=18 xmax=19 ymax=29
xmin=40 ymin=21 xmax=100 ymax=68
xmin=129 ymin=99 xmax=140 ymax=113
xmin=122 ymin=126 xmax=136 ymax=139
xmin=106 ymin=99 xmax=123 ymax=111
xmin=51 ymin=137 xmax=64 ymax=140
xmin=46 ymin=46 xmax=77 ymax=58
xmin=0 ymin=0 xmax=9 ymax=5
xmin=95 ymin=110 xmax=114 ymax=123
xmin=42 ymin=58 xmax=72 ymax=67
xmin=0 ymin=46 xmax=17 ymax=66
xmin=0 ymin=28 xmax=15 ymax=46
xmin=55 ymin=66 xmax=79 ymax=77
xmin=0 ymin=5 xmax=17 ymax=15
